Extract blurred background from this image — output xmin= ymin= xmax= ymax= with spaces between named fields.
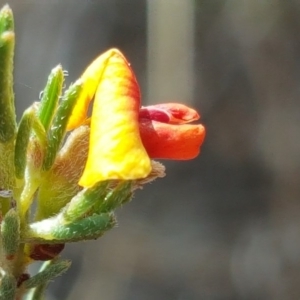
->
xmin=4 ymin=0 xmax=300 ymax=299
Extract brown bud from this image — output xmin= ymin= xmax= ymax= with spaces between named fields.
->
xmin=17 ymin=273 xmax=30 ymax=287
xmin=29 ymin=243 xmax=65 ymax=261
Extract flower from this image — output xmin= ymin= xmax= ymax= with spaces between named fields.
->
xmin=139 ymin=103 xmax=205 ymax=160
xmin=67 ymin=49 xmax=205 ymax=188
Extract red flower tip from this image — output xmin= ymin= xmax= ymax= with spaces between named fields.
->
xmin=139 ymin=103 xmax=200 ymax=124
xmin=139 ymin=103 xmax=205 ymax=160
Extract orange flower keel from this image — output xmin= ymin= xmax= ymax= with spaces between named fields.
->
xmin=139 ymin=119 xmax=205 ymax=160
xmin=139 ymin=103 xmax=205 ymax=159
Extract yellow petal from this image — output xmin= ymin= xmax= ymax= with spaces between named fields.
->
xmin=79 ymin=50 xmax=151 ymax=187
xmin=67 ymin=49 xmax=119 ymax=130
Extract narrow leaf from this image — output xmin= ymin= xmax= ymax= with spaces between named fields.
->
xmin=42 ymin=80 xmax=82 ymax=171
xmin=0 ymin=274 xmax=16 ymax=300
xmin=38 ymin=65 xmax=64 ymax=132
xmin=0 ymin=31 xmax=15 ymax=143
xmin=24 ymin=212 xmax=116 ymax=243
xmin=1 ymin=209 xmax=20 ymax=258
xmin=93 ymin=181 xmax=132 ymax=213
xmin=0 ymin=5 xmax=14 ymax=34
xmin=52 ymin=213 xmax=116 ymax=241
xmin=62 ymin=181 xmax=108 ymax=223
xmin=24 ymin=260 xmax=71 ymax=289
xmin=15 ymin=105 xmax=47 ymax=179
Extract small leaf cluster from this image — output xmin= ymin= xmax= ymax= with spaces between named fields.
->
xmin=0 ymin=5 xmax=136 ymax=299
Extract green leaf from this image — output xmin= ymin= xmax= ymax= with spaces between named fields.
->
xmin=0 ymin=10 xmax=16 ymax=191
xmin=14 ymin=109 xmax=33 ymax=179
xmin=24 ymin=282 xmax=47 ymax=300
xmin=15 ymin=106 xmax=47 ymax=179
xmin=24 ymin=259 xmax=71 ymax=290
xmin=38 ymin=65 xmax=64 ymax=132
xmin=24 ymin=212 xmax=116 ymax=243
xmin=93 ymin=181 xmax=132 ymax=213
xmin=42 ymin=79 xmax=82 ymax=171
xmin=62 ymin=181 xmax=108 ymax=223
xmin=52 ymin=213 xmax=116 ymax=241
xmin=0 ymin=30 xmax=15 ymax=143
xmin=1 ymin=209 xmax=20 ymax=258
xmin=0 ymin=5 xmax=14 ymax=34
xmin=0 ymin=274 xmax=16 ymax=300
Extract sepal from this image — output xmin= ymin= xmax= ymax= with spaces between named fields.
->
xmin=35 ymin=125 xmax=89 ymax=220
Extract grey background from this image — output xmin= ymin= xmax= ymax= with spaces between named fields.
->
xmin=4 ymin=0 xmax=300 ymax=299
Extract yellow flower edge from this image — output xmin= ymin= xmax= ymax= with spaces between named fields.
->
xmin=68 ymin=49 xmax=119 ymax=130
xmin=78 ymin=49 xmax=152 ymax=187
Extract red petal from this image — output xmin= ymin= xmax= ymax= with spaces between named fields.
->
xmin=139 ymin=103 xmax=200 ymax=124
xmin=139 ymin=119 xmax=205 ymax=160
